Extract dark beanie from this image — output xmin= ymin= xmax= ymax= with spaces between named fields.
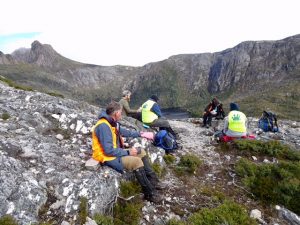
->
xmin=230 ymin=102 xmax=239 ymax=111
xmin=150 ymin=95 xmax=159 ymax=102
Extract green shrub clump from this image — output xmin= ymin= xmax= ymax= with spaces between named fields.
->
xmin=163 ymin=154 xmax=176 ymax=165
xmin=119 ymin=181 xmax=141 ymax=198
xmin=1 ymin=113 xmax=10 ymax=120
xmin=78 ymin=197 xmax=88 ymax=225
xmin=188 ymin=201 xmax=257 ymax=225
xmin=176 ymin=154 xmax=202 ymax=175
xmin=166 ymin=218 xmax=186 ymax=225
xmin=93 ymin=213 xmax=114 ymax=225
xmin=0 ymin=215 xmax=18 ymax=225
xmin=114 ymin=201 xmax=142 ymax=225
xmin=236 ymin=158 xmax=300 ymax=214
xmin=233 ymin=140 xmax=300 ymax=161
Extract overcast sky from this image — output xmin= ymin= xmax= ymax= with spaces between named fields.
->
xmin=0 ymin=0 xmax=299 ymax=66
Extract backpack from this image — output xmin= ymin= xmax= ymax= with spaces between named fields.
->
xmin=258 ymin=111 xmax=279 ymax=132
xmin=153 ymin=130 xmax=178 ymax=153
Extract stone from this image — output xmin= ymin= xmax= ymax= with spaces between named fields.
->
xmin=250 ymin=209 xmax=262 ymax=220
xmin=85 ymin=158 xmax=100 ymax=171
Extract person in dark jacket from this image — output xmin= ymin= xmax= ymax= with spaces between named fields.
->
xmin=141 ymin=95 xmax=177 ymax=138
xmin=202 ymin=97 xmax=225 ymax=128
xmin=92 ymin=101 xmax=165 ymax=203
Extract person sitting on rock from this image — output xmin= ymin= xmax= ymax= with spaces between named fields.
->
xmin=223 ymin=102 xmax=247 ymax=137
xmin=119 ymin=90 xmax=142 ymax=121
xmin=202 ymin=97 xmax=225 ymax=128
xmin=92 ymin=101 xmax=165 ymax=203
xmin=141 ymin=95 xmax=177 ymax=138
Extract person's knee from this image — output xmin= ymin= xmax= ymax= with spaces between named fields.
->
xmin=132 ymin=158 xmax=144 ymax=170
xmin=139 ymin=149 xmax=147 ymax=158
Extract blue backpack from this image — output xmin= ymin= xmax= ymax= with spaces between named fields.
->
xmin=258 ymin=111 xmax=279 ymax=132
xmin=153 ymin=130 xmax=178 ymax=153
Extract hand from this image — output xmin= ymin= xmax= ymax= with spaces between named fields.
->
xmin=140 ymin=132 xmax=154 ymax=140
xmin=129 ymin=147 xmax=138 ymax=156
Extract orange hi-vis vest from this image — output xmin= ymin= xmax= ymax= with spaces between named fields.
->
xmin=92 ymin=118 xmax=118 ymax=163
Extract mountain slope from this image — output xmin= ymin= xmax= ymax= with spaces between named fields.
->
xmin=0 ymin=35 xmax=299 ymax=120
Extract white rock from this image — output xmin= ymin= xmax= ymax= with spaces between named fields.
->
xmin=252 ymin=156 xmax=258 ymax=161
xmin=250 ymin=209 xmax=262 ymax=220
xmin=85 ymin=158 xmax=100 ymax=171
xmin=56 ymin=134 xmax=64 ymax=140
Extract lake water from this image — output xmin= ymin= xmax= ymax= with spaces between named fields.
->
xmin=161 ymin=107 xmax=192 ymax=120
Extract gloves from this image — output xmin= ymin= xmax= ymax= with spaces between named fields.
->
xmin=140 ymin=132 xmax=154 ymax=140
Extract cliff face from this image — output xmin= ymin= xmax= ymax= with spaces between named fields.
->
xmin=1 ymin=35 xmax=300 ymax=118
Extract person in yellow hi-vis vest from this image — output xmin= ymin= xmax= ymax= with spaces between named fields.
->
xmin=223 ymin=102 xmax=248 ymax=137
xmin=92 ymin=101 xmax=165 ymax=203
xmin=141 ymin=95 xmax=177 ymax=138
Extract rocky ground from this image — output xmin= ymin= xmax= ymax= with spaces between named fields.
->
xmin=138 ymin=118 xmax=300 ymax=225
xmin=0 ymin=81 xmax=299 ymax=225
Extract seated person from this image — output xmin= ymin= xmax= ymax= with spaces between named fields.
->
xmin=202 ymin=97 xmax=225 ymax=128
xmin=223 ymin=102 xmax=247 ymax=137
xmin=93 ymin=101 xmax=165 ymax=203
xmin=119 ymin=90 xmax=141 ymax=121
xmin=141 ymin=95 xmax=177 ymax=138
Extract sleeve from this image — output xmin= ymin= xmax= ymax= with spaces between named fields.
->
xmin=150 ymin=103 xmax=162 ymax=117
xmin=223 ymin=117 xmax=229 ymax=132
xmin=120 ymin=126 xmax=140 ymax=138
xmin=95 ymin=124 xmax=129 ymax=157
xmin=122 ymin=100 xmax=137 ymax=114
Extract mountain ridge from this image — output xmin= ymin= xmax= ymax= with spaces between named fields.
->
xmin=0 ymin=35 xmax=299 ymax=120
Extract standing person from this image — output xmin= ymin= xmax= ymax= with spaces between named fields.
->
xmin=223 ymin=102 xmax=247 ymax=137
xmin=202 ymin=97 xmax=224 ymax=128
xmin=92 ymin=101 xmax=165 ymax=203
xmin=119 ymin=90 xmax=141 ymax=121
xmin=141 ymin=95 xmax=177 ymax=138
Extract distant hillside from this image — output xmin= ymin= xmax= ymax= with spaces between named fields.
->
xmin=0 ymin=35 xmax=299 ymax=120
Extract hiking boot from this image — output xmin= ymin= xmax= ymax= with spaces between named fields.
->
xmin=142 ymin=157 xmax=166 ymax=190
xmin=134 ymin=167 xmax=163 ymax=203
xmin=144 ymin=191 xmax=164 ymax=203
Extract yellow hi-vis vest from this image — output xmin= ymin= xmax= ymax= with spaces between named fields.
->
xmin=92 ymin=118 xmax=117 ymax=163
xmin=228 ymin=111 xmax=247 ymax=133
xmin=141 ymin=99 xmax=159 ymax=123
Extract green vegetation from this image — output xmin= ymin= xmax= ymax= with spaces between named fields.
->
xmin=166 ymin=219 xmax=186 ymax=225
xmin=236 ymin=159 xmax=300 ymax=214
xmin=78 ymin=197 xmax=88 ymax=225
xmin=119 ymin=181 xmax=141 ymax=198
xmin=175 ymin=154 xmax=202 ymax=176
xmin=233 ymin=140 xmax=300 ymax=161
xmin=152 ymin=162 xmax=166 ymax=177
xmin=0 ymin=215 xmax=18 ymax=225
xmin=1 ymin=112 xmax=10 ymax=120
xmin=113 ymin=201 xmax=142 ymax=225
xmin=163 ymin=154 xmax=176 ymax=165
xmin=188 ymin=201 xmax=257 ymax=225
xmin=45 ymin=91 xmax=64 ymax=98
xmin=93 ymin=213 xmax=114 ymax=225
xmin=0 ymin=75 xmax=34 ymax=91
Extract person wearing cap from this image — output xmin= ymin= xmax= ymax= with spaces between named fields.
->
xmin=92 ymin=101 xmax=165 ymax=203
xmin=223 ymin=102 xmax=247 ymax=137
xmin=202 ymin=97 xmax=224 ymax=128
xmin=119 ymin=90 xmax=142 ymax=121
xmin=141 ymin=95 xmax=177 ymax=137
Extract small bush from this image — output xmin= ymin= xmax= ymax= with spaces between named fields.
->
xmin=199 ymin=187 xmax=226 ymax=203
xmin=1 ymin=113 xmax=10 ymax=120
xmin=0 ymin=215 xmax=18 ymax=225
xmin=152 ymin=162 xmax=165 ymax=177
xmin=188 ymin=201 xmax=257 ymax=225
xmin=93 ymin=213 xmax=114 ymax=225
xmin=164 ymin=154 xmax=176 ymax=165
xmin=119 ymin=181 xmax=141 ymax=198
xmin=236 ymin=159 xmax=300 ymax=214
xmin=166 ymin=218 xmax=186 ymax=225
xmin=175 ymin=154 xmax=202 ymax=175
xmin=233 ymin=140 xmax=300 ymax=161
xmin=114 ymin=201 xmax=142 ymax=225
xmin=78 ymin=197 xmax=88 ymax=225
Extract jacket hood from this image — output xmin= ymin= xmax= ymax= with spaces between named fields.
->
xmin=98 ymin=111 xmax=110 ymax=120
